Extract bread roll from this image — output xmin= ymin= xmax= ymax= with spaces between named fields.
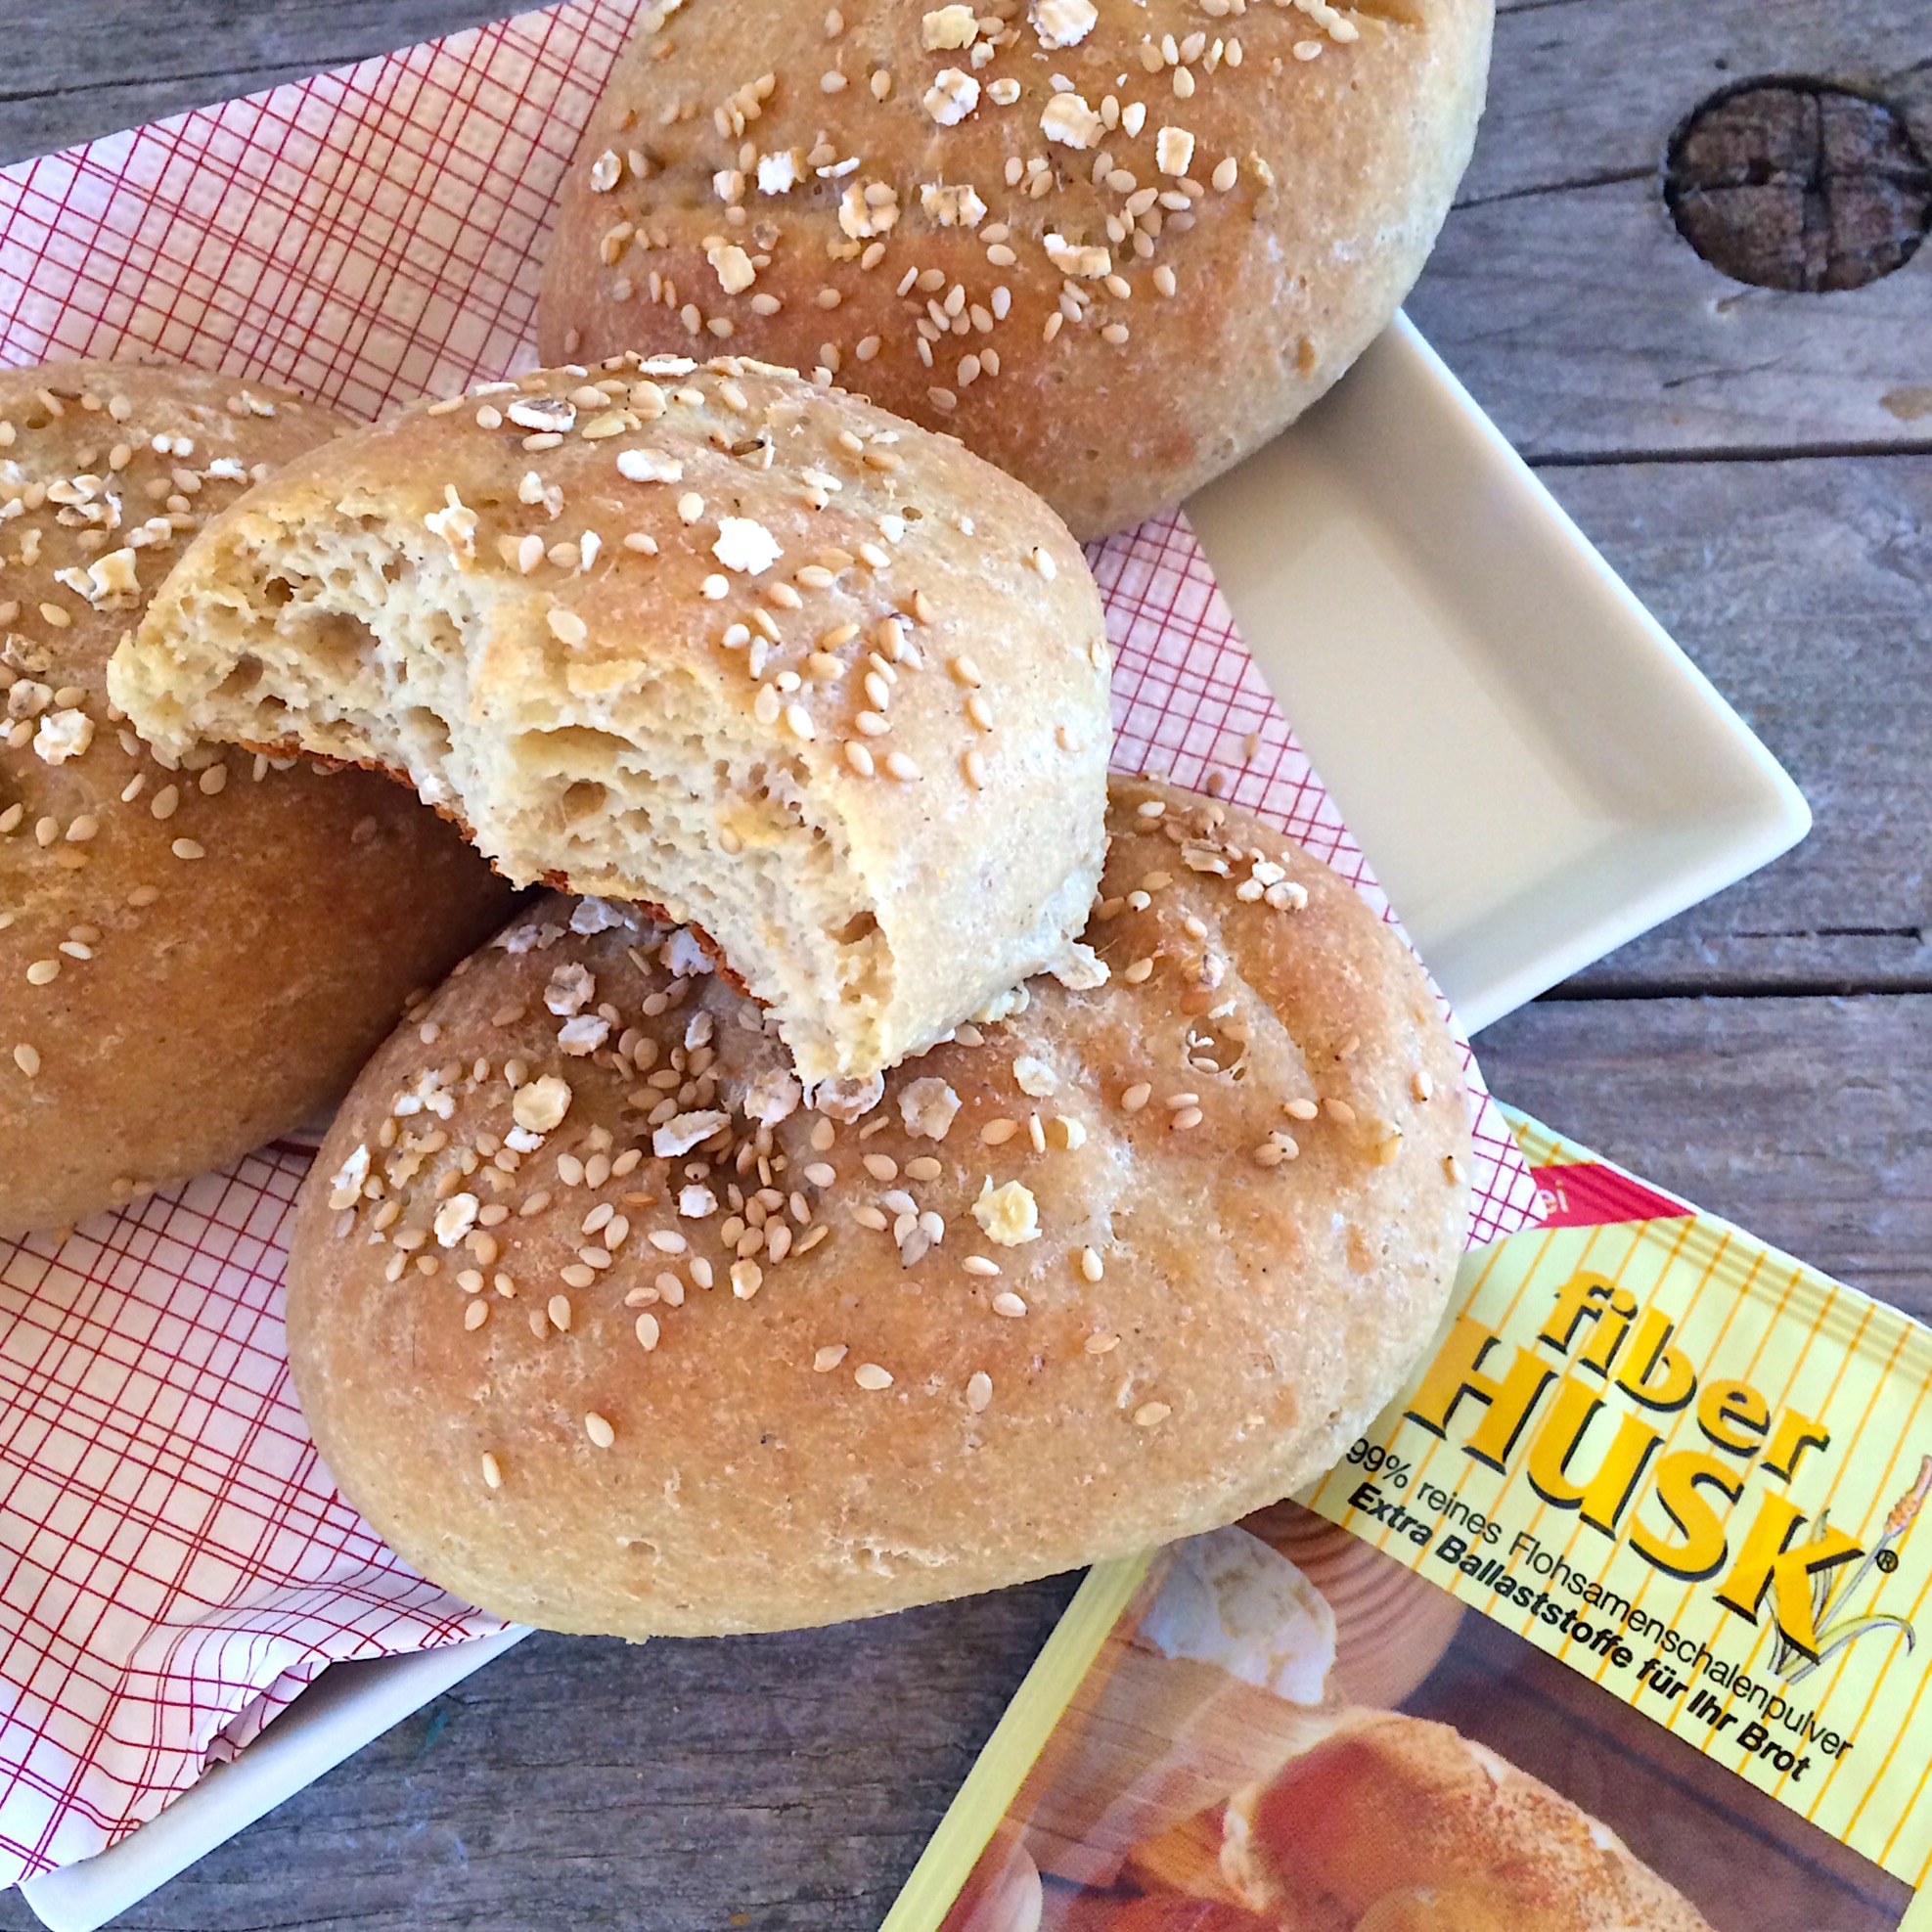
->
xmin=285 ymin=779 xmax=1470 ymax=1637
xmin=536 ymin=0 xmax=1492 ymax=539
xmin=0 ymin=361 xmax=516 ymax=1239
xmin=109 ymin=353 xmax=1110 ymax=1089
xmin=1223 ymin=1714 xmax=1712 ymax=1931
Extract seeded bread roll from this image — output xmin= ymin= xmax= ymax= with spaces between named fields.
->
xmin=0 ymin=361 xmax=517 ymax=1240
xmin=535 ymin=0 xmax=1492 ymax=539
xmin=285 ymin=779 xmax=1470 ymax=1637
xmin=109 ymin=353 xmax=1110 ymax=1091
xmin=1223 ymin=1714 xmax=1712 ymax=1931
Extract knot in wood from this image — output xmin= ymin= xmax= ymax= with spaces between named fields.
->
xmin=1665 ymin=81 xmax=1931 ymax=292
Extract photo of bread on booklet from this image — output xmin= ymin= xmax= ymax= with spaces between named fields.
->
xmin=904 ymin=1110 xmax=1932 ymax=1932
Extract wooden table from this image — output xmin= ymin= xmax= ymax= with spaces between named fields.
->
xmin=2 ymin=1 xmax=1928 ymax=1925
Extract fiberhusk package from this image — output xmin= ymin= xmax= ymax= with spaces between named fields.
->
xmin=888 ymin=1107 xmax=1932 ymax=1932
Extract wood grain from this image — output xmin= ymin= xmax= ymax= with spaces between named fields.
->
xmin=1540 ymin=455 xmax=1932 ymax=995
xmin=0 ymin=1578 xmax=1080 ymax=1932
xmin=0 ymin=0 xmax=1929 ymax=1927
xmin=0 ymin=0 xmax=513 ymax=165
xmin=1419 ymin=0 xmax=1932 ymax=460
xmin=1477 ymin=995 xmax=1932 ymax=1319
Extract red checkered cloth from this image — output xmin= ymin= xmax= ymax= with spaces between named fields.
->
xmin=0 ymin=0 xmax=1539 ymax=1884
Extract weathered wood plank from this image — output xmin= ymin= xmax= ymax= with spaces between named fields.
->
xmin=1412 ymin=176 xmax=1932 ymax=463
xmin=0 ymin=1578 xmax=1081 ymax=1932
xmin=1475 ymin=993 xmax=1932 ymax=1319
xmin=0 ymin=0 xmax=513 ymax=167
xmin=1537 ymin=455 xmax=1932 ymax=995
xmin=1474 ymin=0 xmax=1931 ymax=206
xmin=1413 ymin=0 xmax=1932 ymax=458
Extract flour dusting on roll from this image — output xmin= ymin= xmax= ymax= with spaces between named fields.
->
xmin=284 ymin=779 xmax=1470 ymax=1638
xmin=109 ymin=354 xmax=1111 ymax=1087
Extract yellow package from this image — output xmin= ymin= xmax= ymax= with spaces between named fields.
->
xmin=888 ymin=1108 xmax=1932 ymax=1932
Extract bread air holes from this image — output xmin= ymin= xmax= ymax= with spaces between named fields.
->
xmin=403 ymin=708 xmax=454 ymax=762
xmin=562 ymin=779 xmax=608 ymax=824
xmin=215 ymin=654 xmax=266 ymax=700
xmin=830 ymin=909 xmax=877 ymax=947
xmin=267 ymin=604 xmax=377 ymax=682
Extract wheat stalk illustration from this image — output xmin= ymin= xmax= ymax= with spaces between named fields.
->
xmin=1773 ymin=1454 xmax=1929 ymax=1685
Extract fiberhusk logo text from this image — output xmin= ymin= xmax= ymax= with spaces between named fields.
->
xmin=1397 ymin=1272 xmax=1923 ymax=1677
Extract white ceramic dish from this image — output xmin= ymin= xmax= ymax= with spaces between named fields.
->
xmin=1189 ymin=316 xmax=1809 ymax=1034
xmin=16 ymin=314 xmax=1808 ymax=1931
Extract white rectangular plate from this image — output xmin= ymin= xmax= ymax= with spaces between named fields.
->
xmin=16 ymin=315 xmax=1808 ymax=1931
xmin=1190 ymin=316 xmax=1809 ymax=1034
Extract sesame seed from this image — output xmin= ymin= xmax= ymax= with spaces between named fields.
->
xmin=636 ymin=1311 xmax=661 ymax=1350
xmin=1134 ymin=1401 xmax=1173 ymax=1427
xmin=548 ymin=607 xmax=588 ymax=646
xmin=884 ymin=751 xmax=921 ymax=782
xmin=981 ymin=1118 xmax=1019 ymax=1146
xmin=963 ymin=1255 xmax=1001 ymax=1278
xmin=1413 ymin=1069 xmax=1435 ymax=1102
xmin=1325 ymin=1098 xmax=1357 ymax=1126
xmin=1212 ymin=156 xmax=1239 ymax=192
xmin=843 ymin=740 xmax=876 ymax=777
xmin=963 ymin=748 xmax=988 ymax=789
xmin=1124 ymin=958 xmax=1154 ymax=984
xmin=171 ymin=838 xmax=205 ymax=862
xmin=25 ymin=960 xmax=60 ymax=987
xmin=854 ymin=1362 xmax=893 ymax=1391
xmin=731 ymin=1259 xmax=764 ymax=1298
xmin=1079 ymin=1246 xmax=1103 ymax=1282
xmin=992 ymin=1291 xmax=1028 ymax=1318
xmin=1171 ymin=1106 xmax=1204 ymax=1131
xmin=585 ymin=1412 xmax=616 ymax=1448
xmin=464 ymin=1299 xmax=489 ymax=1331
xmin=1286 ymin=1098 xmax=1320 ymax=1121
xmin=480 ymin=1452 xmax=504 ymax=1489
xmin=1444 ymin=1153 xmax=1467 ymax=1186
xmin=13 ymin=1045 xmax=41 ymax=1078
xmin=814 ymin=1343 xmax=848 ymax=1372
xmin=1121 ymin=1083 xmax=1151 ymax=1112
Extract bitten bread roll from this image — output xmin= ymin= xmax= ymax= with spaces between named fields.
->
xmin=536 ymin=0 xmax=1492 ymax=539
xmin=286 ymin=779 xmax=1470 ymax=1637
xmin=109 ymin=353 xmax=1110 ymax=1089
xmin=1223 ymin=1714 xmax=1713 ymax=1931
xmin=0 ymin=361 xmax=517 ymax=1240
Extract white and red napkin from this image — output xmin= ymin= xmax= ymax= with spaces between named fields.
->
xmin=0 ymin=0 xmax=1539 ymax=1882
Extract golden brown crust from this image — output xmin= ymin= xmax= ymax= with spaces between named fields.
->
xmin=537 ymin=0 xmax=1493 ymax=538
xmin=0 ymin=361 xmax=519 ymax=1237
xmin=286 ymin=778 xmax=1469 ymax=1637
xmin=1228 ymin=1714 xmax=1713 ymax=1931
